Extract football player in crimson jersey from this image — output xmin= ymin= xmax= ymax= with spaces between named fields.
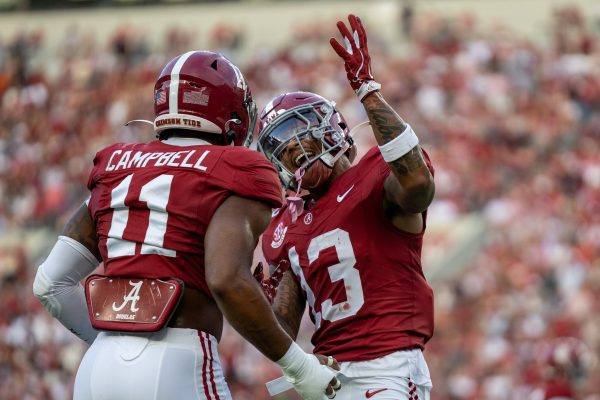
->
xmin=33 ymin=51 xmax=341 ymax=400
xmin=255 ymin=15 xmax=436 ymax=400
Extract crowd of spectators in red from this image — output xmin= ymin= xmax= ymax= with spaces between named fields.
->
xmin=0 ymin=5 xmax=598 ymax=399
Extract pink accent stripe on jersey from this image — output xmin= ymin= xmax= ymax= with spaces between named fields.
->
xmin=202 ymin=332 xmax=221 ymax=400
xmin=198 ymin=331 xmax=213 ymax=400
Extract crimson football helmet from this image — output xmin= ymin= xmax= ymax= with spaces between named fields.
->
xmin=152 ymin=51 xmax=257 ymax=146
xmin=256 ymin=91 xmax=356 ymax=189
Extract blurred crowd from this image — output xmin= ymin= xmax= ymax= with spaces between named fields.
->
xmin=1 ymin=4 xmax=599 ymax=399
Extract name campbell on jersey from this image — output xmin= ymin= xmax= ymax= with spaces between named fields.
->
xmin=87 ymin=140 xmax=283 ymax=299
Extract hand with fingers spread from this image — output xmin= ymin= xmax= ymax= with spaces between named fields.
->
xmin=253 ymin=260 xmax=289 ymax=304
xmin=330 ymin=14 xmax=381 ymax=101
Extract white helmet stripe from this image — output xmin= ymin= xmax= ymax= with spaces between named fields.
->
xmin=230 ymin=63 xmax=246 ymax=90
xmin=169 ymin=51 xmax=196 ymax=115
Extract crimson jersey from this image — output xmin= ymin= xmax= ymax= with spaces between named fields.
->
xmin=87 ymin=140 xmax=283 ymax=299
xmin=262 ymin=147 xmax=434 ymax=362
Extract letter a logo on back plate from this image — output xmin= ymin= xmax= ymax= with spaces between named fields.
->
xmin=112 ymin=280 xmax=143 ymax=312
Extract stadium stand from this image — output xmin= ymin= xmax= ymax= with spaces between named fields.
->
xmin=0 ymin=1 xmax=598 ymax=399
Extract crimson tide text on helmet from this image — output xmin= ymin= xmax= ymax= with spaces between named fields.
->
xmin=153 ymin=51 xmax=257 ymax=146
xmin=256 ymin=91 xmax=356 ymax=189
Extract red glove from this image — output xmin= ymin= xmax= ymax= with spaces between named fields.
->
xmin=330 ymin=14 xmax=381 ymax=101
xmin=252 ymin=260 xmax=290 ymax=304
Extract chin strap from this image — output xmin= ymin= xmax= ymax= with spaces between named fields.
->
xmin=125 ymin=119 xmax=154 ymax=127
xmin=348 ymin=120 xmax=370 ymax=137
xmin=125 ymin=119 xmax=156 ymax=137
xmin=286 ymin=168 xmax=306 ymax=223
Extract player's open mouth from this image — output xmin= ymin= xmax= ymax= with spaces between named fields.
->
xmin=295 ymin=151 xmax=314 ymax=167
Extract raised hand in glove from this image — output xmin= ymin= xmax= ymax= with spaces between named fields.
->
xmin=330 ymin=14 xmax=381 ymax=101
xmin=252 ymin=260 xmax=290 ymax=304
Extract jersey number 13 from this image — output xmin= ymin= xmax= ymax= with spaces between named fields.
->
xmin=289 ymin=229 xmax=364 ymax=328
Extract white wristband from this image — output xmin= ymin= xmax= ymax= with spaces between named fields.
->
xmin=378 ymin=124 xmax=419 ymax=162
xmin=276 ymin=341 xmax=309 ymax=379
xmin=356 ymin=80 xmax=381 ymax=101
xmin=275 ymin=341 xmax=337 ymax=399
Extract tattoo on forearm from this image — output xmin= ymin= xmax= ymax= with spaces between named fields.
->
xmin=62 ymin=204 xmax=102 ymax=261
xmin=273 ymin=273 xmax=303 ymax=338
xmin=368 ymin=108 xmax=425 ymax=175
xmin=368 ymin=108 xmax=407 ymax=142
xmin=391 ymin=146 xmax=426 ymax=175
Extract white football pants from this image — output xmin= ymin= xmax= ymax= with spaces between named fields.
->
xmin=74 ymin=328 xmax=231 ymax=400
xmin=334 ymin=349 xmax=432 ymax=400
